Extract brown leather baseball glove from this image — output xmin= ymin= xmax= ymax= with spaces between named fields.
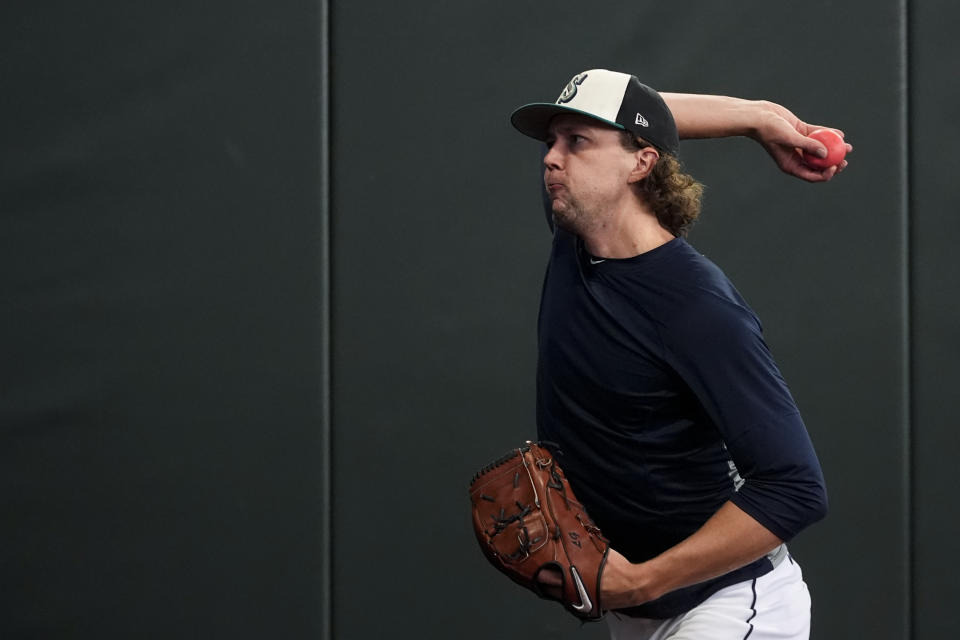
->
xmin=469 ymin=441 xmax=609 ymax=620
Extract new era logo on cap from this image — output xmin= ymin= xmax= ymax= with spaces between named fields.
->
xmin=510 ymin=69 xmax=680 ymax=157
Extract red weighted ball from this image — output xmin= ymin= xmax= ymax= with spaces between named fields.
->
xmin=803 ymin=129 xmax=847 ymax=169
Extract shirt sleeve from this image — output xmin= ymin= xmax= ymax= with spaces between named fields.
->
xmin=659 ymin=293 xmax=828 ymax=541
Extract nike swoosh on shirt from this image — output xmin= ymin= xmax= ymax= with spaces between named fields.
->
xmin=589 ymin=258 xmax=606 ymax=265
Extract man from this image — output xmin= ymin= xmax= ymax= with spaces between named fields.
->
xmin=510 ymin=69 xmax=849 ymax=639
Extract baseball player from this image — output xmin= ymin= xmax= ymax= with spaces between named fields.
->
xmin=510 ymin=69 xmax=849 ymax=639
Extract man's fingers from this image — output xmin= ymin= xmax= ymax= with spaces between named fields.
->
xmin=794 ymin=133 xmax=828 ymax=158
xmin=774 ymin=124 xmax=825 ymax=157
xmin=797 ymin=124 xmax=851 ymax=158
xmin=535 ymin=565 xmax=564 ymax=600
xmin=778 ymin=151 xmax=838 ymax=183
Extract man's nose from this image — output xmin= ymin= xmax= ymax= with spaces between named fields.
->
xmin=543 ymin=144 xmax=563 ymax=169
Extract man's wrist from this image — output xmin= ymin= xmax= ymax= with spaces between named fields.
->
xmin=629 ymin=559 xmax=667 ymax=604
xmin=743 ymin=100 xmax=784 ymax=141
xmin=601 ymin=555 xmax=664 ymax=610
xmin=717 ymin=98 xmax=772 ymax=140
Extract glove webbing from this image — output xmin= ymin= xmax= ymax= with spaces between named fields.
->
xmin=485 ymin=498 xmax=539 ymax=561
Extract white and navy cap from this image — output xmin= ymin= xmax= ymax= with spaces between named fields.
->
xmin=511 ymin=69 xmax=680 ymax=157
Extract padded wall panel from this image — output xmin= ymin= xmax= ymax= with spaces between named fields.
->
xmin=911 ymin=1 xmax=960 ymax=637
xmin=0 ymin=2 xmax=327 ymax=637
xmin=332 ymin=1 xmax=906 ymax=638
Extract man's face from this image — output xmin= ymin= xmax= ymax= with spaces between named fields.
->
xmin=543 ymin=114 xmax=638 ymax=233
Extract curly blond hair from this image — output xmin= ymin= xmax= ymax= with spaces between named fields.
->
xmin=620 ymin=132 xmax=704 ymax=237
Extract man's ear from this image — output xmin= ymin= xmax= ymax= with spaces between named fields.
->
xmin=628 ymin=147 xmax=660 ymax=183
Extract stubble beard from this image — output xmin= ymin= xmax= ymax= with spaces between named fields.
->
xmin=550 ymin=193 xmax=599 ymax=236
xmin=551 ymin=198 xmax=587 ymax=234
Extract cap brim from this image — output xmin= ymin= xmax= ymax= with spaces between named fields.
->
xmin=510 ymin=103 xmax=625 ymax=141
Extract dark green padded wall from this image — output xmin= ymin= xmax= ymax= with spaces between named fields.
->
xmin=332 ymin=1 xmax=908 ymax=638
xmin=0 ymin=1 xmax=328 ymax=637
xmin=912 ymin=1 xmax=960 ymax=637
xmin=3 ymin=0 xmax=955 ymax=638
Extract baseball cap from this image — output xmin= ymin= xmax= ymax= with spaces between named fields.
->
xmin=510 ymin=69 xmax=680 ymax=157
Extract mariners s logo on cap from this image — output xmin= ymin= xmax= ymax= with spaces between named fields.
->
xmin=557 ymin=73 xmax=588 ymax=104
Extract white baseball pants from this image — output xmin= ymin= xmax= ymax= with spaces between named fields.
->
xmin=606 ymin=554 xmax=811 ymax=640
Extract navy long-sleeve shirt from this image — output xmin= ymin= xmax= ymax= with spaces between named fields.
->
xmin=536 ymin=229 xmax=827 ymax=618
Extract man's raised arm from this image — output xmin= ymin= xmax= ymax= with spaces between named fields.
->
xmin=662 ymin=93 xmax=852 ymax=182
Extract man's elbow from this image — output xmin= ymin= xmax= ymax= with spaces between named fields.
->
xmin=802 ymin=479 xmax=829 ymax=526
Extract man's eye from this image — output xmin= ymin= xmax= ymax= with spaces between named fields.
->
xmin=571 ymin=135 xmax=585 ymax=144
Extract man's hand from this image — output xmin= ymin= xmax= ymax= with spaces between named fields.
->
xmin=599 ymin=548 xmax=654 ymax=610
xmin=749 ymin=100 xmax=853 ymax=183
